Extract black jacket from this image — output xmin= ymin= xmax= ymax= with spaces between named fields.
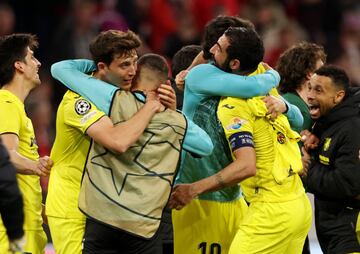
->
xmin=0 ymin=140 xmax=24 ymax=240
xmin=307 ymin=88 xmax=360 ymax=253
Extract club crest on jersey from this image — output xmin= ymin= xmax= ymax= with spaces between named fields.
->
xmin=277 ymin=132 xmax=286 ymax=144
xmin=226 ymin=117 xmax=247 ymax=130
xmin=323 ymin=137 xmax=331 ymax=151
xmin=75 ymin=99 xmax=91 ymax=115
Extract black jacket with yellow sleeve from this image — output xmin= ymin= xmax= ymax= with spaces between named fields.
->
xmin=307 ymin=88 xmax=360 ymax=254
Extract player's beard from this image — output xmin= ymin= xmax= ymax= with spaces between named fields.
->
xmin=213 ymin=57 xmax=232 ymax=73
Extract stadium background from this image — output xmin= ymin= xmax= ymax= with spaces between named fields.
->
xmin=1 ymin=0 xmax=359 ymax=253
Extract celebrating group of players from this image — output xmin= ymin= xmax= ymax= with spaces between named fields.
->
xmin=0 ymin=14 xmax=360 ymax=254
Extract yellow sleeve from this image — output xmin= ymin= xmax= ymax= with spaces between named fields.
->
xmin=217 ymin=97 xmax=255 ymax=152
xmin=63 ymin=96 xmax=105 ymax=134
xmin=0 ymin=101 xmax=21 ymax=135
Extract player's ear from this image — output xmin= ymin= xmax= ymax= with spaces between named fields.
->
xmin=97 ymin=62 xmax=107 ymax=71
xmin=306 ymin=72 xmax=312 ymax=81
xmin=14 ymin=61 xmax=24 ymax=73
xmin=229 ymin=59 xmax=240 ymax=71
xmin=334 ymin=89 xmax=345 ymax=105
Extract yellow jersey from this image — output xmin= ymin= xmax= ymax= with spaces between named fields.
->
xmin=46 ymin=90 xmax=104 ymax=218
xmin=0 ymin=89 xmax=43 ymax=231
xmin=217 ymin=66 xmax=304 ymax=203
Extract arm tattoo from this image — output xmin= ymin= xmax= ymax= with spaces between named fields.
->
xmin=215 ymin=173 xmax=226 ymax=189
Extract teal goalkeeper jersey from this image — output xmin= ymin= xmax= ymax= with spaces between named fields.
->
xmin=180 ymin=96 xmax=241 ymax=201
xmin=176 ymin=63 xmax=283 ymax=201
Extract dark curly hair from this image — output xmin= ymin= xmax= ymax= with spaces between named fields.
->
xmin=171 ymin=45 xmax=202 ymax=77
xmin=224 ymin=27 xmax=264 ymax=72
xmin=202 ymin=15 xmax=255 ymax=60
xmin=276 ymin=42 xmax=326 ymax=94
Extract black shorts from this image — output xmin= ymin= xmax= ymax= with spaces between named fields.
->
xmin=82 ymin=218 xmax=163 ymax=254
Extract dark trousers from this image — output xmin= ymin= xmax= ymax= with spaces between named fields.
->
xmin=159 ymin=207 xmax=174 ymax=254
xmin=315 ymin=199 xmax=360 ymax=254
xmin=82 ymin=218 xmax=163 ymax=254
xmin=302 ymin=236 xmax=311 ymax=254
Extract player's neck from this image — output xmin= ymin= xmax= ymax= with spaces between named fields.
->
xmin=131 ymin=82 xmax=157 ymax=92
xmin=232 ymin=66 xmax=257 ymax=76
xmin=233 ymin=69 xmax=252 ymax=76
xmin=2 ymin=77 xmax=32 ymax=102
xmin=92 ymin=71 xmax=102 ymax=80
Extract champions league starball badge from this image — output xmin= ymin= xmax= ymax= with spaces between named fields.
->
xmin=75 ymin=99 xmax=92 ymax=115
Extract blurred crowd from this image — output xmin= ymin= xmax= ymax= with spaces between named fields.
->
xmin=1 ymin=0 xmax=360 ymax=197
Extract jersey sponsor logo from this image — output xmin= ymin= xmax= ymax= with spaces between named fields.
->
xmin=226 ymin=117 xmax=247 ymax=130
xmin=277 ymin=132 xmax=286 ymax=144
xmin=222 ymin=104 xmax=235 ymax=109
xmin=80 ymin=110 xmax=98 ymax=124
xmin=323 ymin=137 xmax=331 ymax=151
xmin=75 ymin=99 xmax=92 ymax=115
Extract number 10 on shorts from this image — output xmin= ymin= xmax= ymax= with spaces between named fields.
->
xmin=198 ymin=242 xmax=222 ymax=254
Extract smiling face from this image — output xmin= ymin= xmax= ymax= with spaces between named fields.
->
xmin=22 ymin=46 xmax=41 ymax=87
xmin=307 ymin=73 xmax=344 ymax=119
xmin=99 ymin=50 xmax=138 ymax=91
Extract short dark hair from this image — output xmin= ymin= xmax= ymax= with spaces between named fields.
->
xmin=202 ymin=15 xmax=255 ymax=60
xmin=277 ymin=42 xmax=327 ymax=93
xmin=224 ymin=27 xmax=264 ymax=71
xmin=0 ymin=33 xmax=38 ymax=87
xmin=137 ymin=53 xmax=169 ymax=83
xmin=89 ymin=30 xmax=141 ymax=65
xmin=171 ymin=45 xmax=202 ymax=77
xmin=315 ymin=65 xmax=350 ymax=91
